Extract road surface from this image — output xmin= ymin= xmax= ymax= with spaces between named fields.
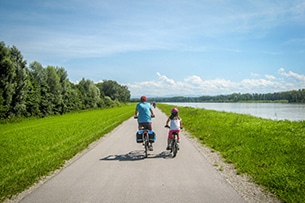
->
xmin=20 ymin=107 xmax=245 ymax=203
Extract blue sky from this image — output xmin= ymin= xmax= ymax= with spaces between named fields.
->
xmin=1 ymin=0 xmax=305 ymax=98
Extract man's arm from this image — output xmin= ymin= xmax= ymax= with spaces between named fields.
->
xmin=150 ymin=109 xmax=155 ymax=117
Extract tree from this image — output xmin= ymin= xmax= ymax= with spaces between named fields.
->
xmin=0 ymin=41 xmax=14 ymax=117
xmin=56 ymin=67 xmax=69 ymax=113
xmin=77 ymin=78 xmax=101 ymax=109
xmin=29 ymin=62 xmax=51 ymax=116
xmin=66 ymin=82 xmax=82 ymax=111
xmin=0 ymin=42 xmax=28 ymax=117
xmin=46 ymin=66 xmax=63 ymax=114
xmin=25 ymin=72 xmax=41 ymax=116
xmin=97 ymin=80 xmax=130 ymax=102
xmin=9 ymin=46 xmax=28 ymax=116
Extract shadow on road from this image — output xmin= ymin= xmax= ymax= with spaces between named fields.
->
xmin=100 ymin=150 xmax=173 ymax=161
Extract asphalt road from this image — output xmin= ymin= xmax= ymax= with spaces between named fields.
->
xmin=20 ymin=107 xmax=245 ymax=203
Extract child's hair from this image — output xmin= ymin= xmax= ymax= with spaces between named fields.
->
xmin=170 ymin=112 xmax=178 ymax=119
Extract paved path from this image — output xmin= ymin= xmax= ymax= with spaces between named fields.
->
xmin=20 ymin=107 xmax=245 ymax=203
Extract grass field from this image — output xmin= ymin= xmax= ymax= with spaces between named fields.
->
xmin=158 ymin=103 xmax=305 ymax=203
xmin=0 ymin=105 xmax=135 ymax=202
xmin=2 ymin=103 xmax=304 ymax=203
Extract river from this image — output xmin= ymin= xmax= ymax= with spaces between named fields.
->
xmin=164 ymin=102 xmax=305 ymax=121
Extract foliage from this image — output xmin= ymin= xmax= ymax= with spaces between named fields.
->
xmin=0 ymin=41 xmax=131 ymax=119
xmin=0 ymin=42 xmax=28 ymax=117
xmin=0 ymin=105 xmax=135 ymax=202
xmin=96 ymin=80 xmax=130 ymax=103
xmin=148 ymin=90 xmax=305 ymax=103
xmin=158 ymin=104 xmax=305 ymax=203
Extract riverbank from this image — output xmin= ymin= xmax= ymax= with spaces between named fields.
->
xmin=164 ymin=102 xmax=305 ymax=121
xmin=158 ymin=104 xmax=305 ymax=203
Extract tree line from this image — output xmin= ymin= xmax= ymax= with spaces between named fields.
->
xmin=150 ymin=89 xmax=305 ymax=103
xmin=0 ymin=41 xmax=130 ymax=119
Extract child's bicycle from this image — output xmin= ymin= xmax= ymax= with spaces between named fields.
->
xmin=165 ymin=125 xmax=179 ymax=158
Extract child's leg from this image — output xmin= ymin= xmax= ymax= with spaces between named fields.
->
xmin=168 ymin=130 xmax=173 ymax=145
xmin=167 ymin=131 xmax=174 ymax=149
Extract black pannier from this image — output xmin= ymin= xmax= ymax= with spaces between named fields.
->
xmin=136 ymin=130 xmax=156 ymax=143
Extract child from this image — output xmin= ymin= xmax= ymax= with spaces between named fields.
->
xmin=165 ymin=108 xmax=182 ymax=150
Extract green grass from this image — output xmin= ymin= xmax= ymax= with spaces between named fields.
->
xmin=158 ymin=104 xmax=305 ymax=203
xmin=0 ymin=105 xmax=135 ymax=202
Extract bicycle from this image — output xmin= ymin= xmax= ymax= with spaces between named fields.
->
xmin=134 ymin=116 xmax=155 ymax=158
xmin=165 ymin=125 xmax=179 ymax=157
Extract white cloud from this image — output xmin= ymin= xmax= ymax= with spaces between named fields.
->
xmin=156 ymin=72 xmax=176 ymax=85
xmin=278 ymin=68 xmax=305 ymax=82
xmin=265 ymin=74 xmax=276 ymax=80
xmin=184 ymin=75 xmax=203 ymax=85
xmin=127 ymin=69 xmax=305 ymax=98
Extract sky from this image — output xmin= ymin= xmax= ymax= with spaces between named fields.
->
xmin=1 ymin=0 xmax=305 ymax=98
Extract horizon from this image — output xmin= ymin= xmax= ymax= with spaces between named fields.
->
xmin=129 ymin=88 xmax=302 ymax=100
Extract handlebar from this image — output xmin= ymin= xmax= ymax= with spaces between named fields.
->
xmin=134 ymin=115 xmax=155 ymax=119
xmin=165 ymin=125 xmax=183 ymax=129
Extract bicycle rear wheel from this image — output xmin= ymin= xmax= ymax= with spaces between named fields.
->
xmin=173 ymin=143 xmax=178 ymax=157
xmin=171 ymin=139 xmax=177 ymax=157
xmin=143 ymin=133 xmax=148 ymax=158
xmin=144 ymin=141 xmax=148 ymax=158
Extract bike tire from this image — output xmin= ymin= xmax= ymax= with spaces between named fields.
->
xmin=144 ymin=133 xmax=149 ymax=158
xmin=143 ymin=140 xmax=148 ymax=158
xmin=170 ymin=140 xmax=174 ymax=153
xmin=172 ymin=140 xmax=178 ymax=157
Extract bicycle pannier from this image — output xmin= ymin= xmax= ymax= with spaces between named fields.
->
xmin=148 ymin=131 xmax=156 ymax=143
xmin=136 ymin=131 xmax=143 ymax=143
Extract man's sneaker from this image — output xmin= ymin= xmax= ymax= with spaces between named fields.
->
xmin=149 ymin=146 xmax=153 ymax=151
xmin=166 ymin=146 xmax=171 ymax=150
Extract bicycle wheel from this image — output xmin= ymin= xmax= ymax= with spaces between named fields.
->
xmin=170 ymin=139 xmax=174 ymax=153
xmin=144 ymin=141 xmax=148 ymax=158
xmin=144 ymin=134 xmax=148 ymax=158
xmin=173 ymin=140 xmax=178 ymax=157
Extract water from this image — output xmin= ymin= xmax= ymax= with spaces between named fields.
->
xmin=164 ymin=102 xmax=305 ymax=121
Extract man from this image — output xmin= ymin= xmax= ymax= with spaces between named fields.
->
xmin=134 ymin=96 xmax=155 ymax=150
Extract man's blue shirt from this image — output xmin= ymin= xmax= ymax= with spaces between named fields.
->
xmin=136 ymin=102 xmax=152 ymax=123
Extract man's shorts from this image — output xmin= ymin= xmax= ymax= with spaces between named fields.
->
xmin=138 ymin=122 xmax=152 ymax=130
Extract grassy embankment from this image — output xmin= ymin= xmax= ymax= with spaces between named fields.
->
xmin=158 ymin=103 xmax=305 ymax=203
xmin=0 ymin=104 xmax=135 ymax=202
